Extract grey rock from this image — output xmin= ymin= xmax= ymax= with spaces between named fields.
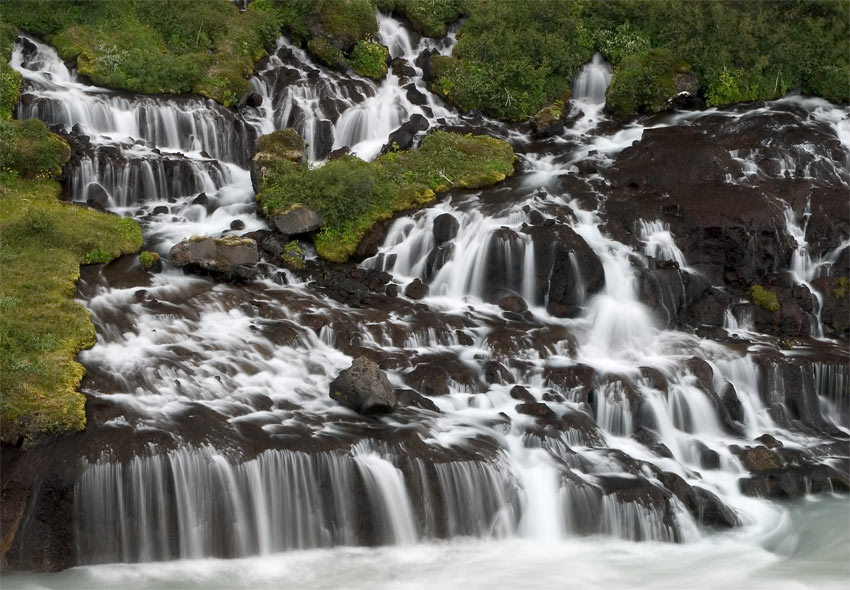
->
xmin=270 ymin=204 xmax=324 ymax=237
xmin=329 ymin=356 xmax=397 ymax=414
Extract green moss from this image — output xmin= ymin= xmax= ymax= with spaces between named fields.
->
xmin=749 ymin=285 xmax=780 ymax=313
xmin=255 ymin=129 xmax=514 ymax=262
xmin=605 ymin=48 xmax=691 ymax=117
xmin=256 ymin=128 xmax=306 ymax=162
xmin=0 ymin=118 xmax=71 ymax=178
xmin=307 ymin=37 xmax=347 ymax=69
xmin=376 ymin=0 xmax=469 ymax=38
xmin=349 ymin=39 xmax=389 ymax=79
xmin=0 ymin=175 xmax=142 ymax=443
xmin=139 ymin=250 xmax=160 ymax=269
xmin=832 ymin=276 xmax=849 ymax=299
xmin=281 ymin=241 xmax=306 ymax=270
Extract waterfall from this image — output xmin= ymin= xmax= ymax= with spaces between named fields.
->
xmin=5 ymin=22 xmax=850 ymax=588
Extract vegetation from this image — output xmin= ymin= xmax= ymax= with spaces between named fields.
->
xmin=0 ymin=31 xmax=142 ymax=442
xmin=430 ymin=0 xmax=850 ymax=120
xmin=281 ymin=241 xmax=306 ymax=270
xmin=349 ymin=39 xmax=390 ymax=79
xmin=605 ymin=49 xmax=692 ymax=117
xmin=0 ymin=175 xmax=142 ymax=443
xmin=256 ymin=130 xmax=514 ymax=262
xmin=139 ymin=250 xmax=160 ymax=270
xmin=2 ymin=0 xmax=283 ymax=107
xmin=376 ymin=0 xmax=470 ymax=37
xmin=749 ymin=285 xmax=780 ymax=313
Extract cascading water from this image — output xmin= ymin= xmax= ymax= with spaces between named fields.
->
xmin=4 ymin=15 xmax=850 ymax=590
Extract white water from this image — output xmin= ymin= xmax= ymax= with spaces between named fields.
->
xmin=5 ymin=18 xmax=850 ymax=589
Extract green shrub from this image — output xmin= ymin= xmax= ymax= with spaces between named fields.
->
xmin=749 ymin=285 xmax=780 ymax=313
xmin=349 ymin=39 xmax=389 ymax=79
xmin=377 ymin=0 xmax=469 ymax=37
xmin=606 ymin=48 xmax=691 ymax=117
xmin=255 ymin=130 xmax=514 ymax=262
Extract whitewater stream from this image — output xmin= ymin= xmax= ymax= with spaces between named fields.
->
xmin=4 ymin=13 xmax=849 ymax=590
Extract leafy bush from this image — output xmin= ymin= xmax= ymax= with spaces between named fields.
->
xmin=256 ymin=130 xmax=514 ymax=261
xmin=376 ymin=0 xmax=469 ymax=37
xmin=350 ymin=40 xmax=389 ymax=79
xmin=606 ymin=49 xmax=691 ymax=117
xmin=432 ymin=0 xmax=849 ymax=120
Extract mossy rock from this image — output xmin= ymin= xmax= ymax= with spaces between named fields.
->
xmin=255 ymin=129 xmax=515 ymax=263
xmin=749 ymin=285 xmax=780 ymax=313
xmin=256 ymin=128 xmax=306 ymax=163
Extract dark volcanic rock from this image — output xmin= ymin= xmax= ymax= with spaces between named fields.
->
xmin=405 ymin=278 xmax=429 ymax=300
xmin=329 ymin=356 xmax=397 ymax=414
xmin=433 ymin=213 xmax=459 ymax=244
xmin=522 ymin=223 xmax=604 ymax=316
xmin=381 ymin=114 xmax=429 ymax=153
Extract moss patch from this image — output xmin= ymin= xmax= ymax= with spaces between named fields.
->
xmin=749 ymin=285 xmax=780 ymax=313
xmin=349 ymin=39 xmax=389 ymax=79
xmin=0 ymin=175 xmax=142 ymax=443
xmin=281 ymin=241 xmax=306 ymax=270
xmin=139 ymin=250 xmax=160 ymax=269
xmin=255 ymin=130 xmax=514 ymax=262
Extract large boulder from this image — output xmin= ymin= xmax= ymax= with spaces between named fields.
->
xmin=522 ymin=223 xmax=605 ymax=316
xmin=169 ymin=235 xmax=259 ymax=279
xmin=329 ymin=356 xmax=397 ymax=414
xmin=269 ymin=203 xmax=324 ymax=238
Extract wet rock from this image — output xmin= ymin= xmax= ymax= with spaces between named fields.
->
xmin=329 ymin=356 xmax=397 ymax=414
xmin=328 ymin=146 xmax=350 ymax=160
xmin=404 ymin=356 xmax=482 ymax=396
xmin=405 ymin=278 xmax=429 ymax=300
xmin=455 ymin=330 xmax=474 ymax=346
xmin=738 ymin=446 xmax=783 ymax=472
xmin=510 ymin=385 xmax=535 ymax=403
xmin=269 ymin=204 xmax=324 ymax=238
xmin=85 ymin=183 xmax=110 ymax=209
xmin=755 ymin=433 xmax=783 ymax=449
xmin=515 ymin=402 xmax=556 ymax=419
xmin=657 ymin=472 xmax=740 ymax=528
xmin=246 ymin=92 xmax=263 ymax=108
xmin=483 ymin=360 xmax=512 ymax=384
xmin=544 ymin=364 xmax=597 ymax=400
xmin=390 ymin=58 xmax=416 ymax=78
xmin=192 ymin=192 xmax=208 ymax=206
xmin=404 ymin=83 xmax=427 ymax=105
xmin=739 ymin=463 xmax=850 ymax=499
xmin=424 ymin=243 xmax=454 ymax=279
xmin=498 ymin=295 xmax=528 ymax=313
xmin=719 ymin=382 xmax=745 ymax=424
xmin=395 ymin=388 xmax=440 ymax=413
xmin=152 ymin=205 xmax=169 ymax=215
xmin=169 ymin=235 xmax=259 ymax=279
xmin=523 ymin=223 xmax=604 ymax=316
xmin=530 ymin=102 xmax=565 ymax=138
xmin=415 ymin=48 xmax=439 ymax=82
xmin=230 ymin=219 xmax=245 ymax=231
xmin=381 ymin=114 xmax=429 ymax=153
xmin=694 ymin=440 xmax=721 ymax=470
xmin=433 ymin=213 xmax=459 ymax=244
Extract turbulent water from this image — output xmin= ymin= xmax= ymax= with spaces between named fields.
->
xmin=4 ymin=13 xmax=849 ymax=589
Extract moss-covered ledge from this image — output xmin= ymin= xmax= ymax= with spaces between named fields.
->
xmin=254 ymin=129 xmax=514 ymax=262
xmin=0 ymin=40 xmax=143 ymax=442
